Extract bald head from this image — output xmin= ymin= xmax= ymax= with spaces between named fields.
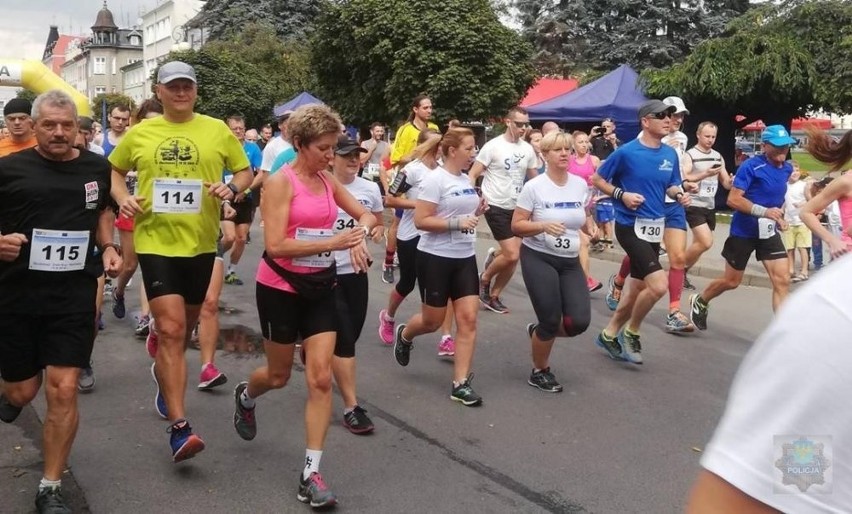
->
xmin=541 ymin=121 xmax=559 ymax=136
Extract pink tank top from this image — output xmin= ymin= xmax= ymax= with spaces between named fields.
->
xmin=567 ymin=154 xmax=596 ymax=185
xmin=256 ymin=165 xmax=337 ymax=293
xmin=839 ymin=196 xmax=852 ymax=247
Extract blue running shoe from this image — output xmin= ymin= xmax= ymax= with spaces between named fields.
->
xmin=168 ymin=418 xmax=205 ymax=462
xmin=605 ymin=274 xmax=622 ymax=311
xmin=150 ymin=362 xmax=168 ymax=419
xmin=595 ymin=331 xmax=626 ymax=361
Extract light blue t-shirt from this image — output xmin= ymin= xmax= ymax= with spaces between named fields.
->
xmin=222 ymin=140 xmax=264 ymax=196
xmin=268 ymin=147 xmax=298 ymax=176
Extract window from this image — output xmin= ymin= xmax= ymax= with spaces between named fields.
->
xmin=95 ymin=86 xmax=107 ymax=95
xmin=112 ymin=57 xmax=116 ymax=75
xmin=94 ymin=57 xmax=106 ymax=74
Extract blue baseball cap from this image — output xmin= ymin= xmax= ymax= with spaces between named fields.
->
xmin=761 ymin=125 xmax=796 ymax=146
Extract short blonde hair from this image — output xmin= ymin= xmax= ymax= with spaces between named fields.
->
xmin=539 ymin=130 xmax=573 ymax=153
xmin=287 ymin=104 xmax=342 ymax=149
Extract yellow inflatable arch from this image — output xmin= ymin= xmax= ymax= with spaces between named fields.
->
xmin=0 ymin=59 xmax=92 ymax=116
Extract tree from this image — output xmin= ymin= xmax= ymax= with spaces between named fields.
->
xmin=154 ymin=47 xmax=279 ymax=129
xmin=91 ymin=93 xmax=137 ymax=124
xmin=198 ymin=0 xmax=323 ymax=42
xmin=515 ymin=0 xmax=750 ymax=76
xmin=310 ymin=0 xmax=536 ymax=126
xmin=15 ymin=89 xmax=37 ymax=103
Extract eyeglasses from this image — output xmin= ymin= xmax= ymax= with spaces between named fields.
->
xmin=646 ymin=111 xmax=672 ymax=120
xmin=512 ymin=121 xmax=531 ymax=129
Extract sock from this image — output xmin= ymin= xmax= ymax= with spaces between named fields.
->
xmin=303 ymin=449 xmax=322 ymax=479
xmin=39 ymin=478 xmax=61 ymax=491
xmin=384 ymin=250 xmax=395 ymax=266
xmin=616 ymin=257 xmax=630 ymax=285
xmin=601 ymin=329 xmax=615 ymax=340
xmin=625 ymin=327 xmax=639 ymax=338
xmin=441 ymin=334 xmax=452 ymax=342
xmin=228 ymin=264 xmax=235 ymax=274
xmin=239 ymin=388 xmax=255 ymax=409
xmin=668 ymin=268 xmax=685 ymax=311
xmin=383 ymin=310 xmax=394 ymax=322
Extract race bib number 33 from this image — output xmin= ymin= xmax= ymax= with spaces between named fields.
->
xmin=153 ymin=178 xmax=203 ymax=214
xmin=29 ymin=229 xmax=90 ymax=272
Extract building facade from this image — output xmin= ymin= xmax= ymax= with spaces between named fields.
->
xmin=121 ymin=60 xmax=147 ymax=105
xmin=141 ymin=0 xmax=206 ymax=93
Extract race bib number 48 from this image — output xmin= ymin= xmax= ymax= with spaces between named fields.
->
xmin=29 ymin=229 xmax=90 ymax=272
xmin=451 ymin=227 xmax=477 ymax=244
xmin=153 ymin=178 xmax=203 ymax=214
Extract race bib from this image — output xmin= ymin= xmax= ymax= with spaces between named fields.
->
xmin=364 ymin=163 xmax=380 ymax=179
xmin=334 ymin=215 xmax=357 ymax=233
xmin=451 ymin=227 xmax=477 ymax=244
xmin=292 ymin=227 xmax=335 ymax=267
xmin=544 ymin=233 xmax=580 ymax=257
xmin=29 ymin=229 xmax=89 ymax=272
xmin=758 ymin=218 xmax=776 ymax=239
xmin=700 ymin=180 xmax=718 ymax=197
xmin=634 ymin=217 xmax=664 ymax=243
xmin=153 ymin=178 xmax=203 ymax=214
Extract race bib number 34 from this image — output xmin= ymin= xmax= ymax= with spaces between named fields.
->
xmin=29 ymin=229 xmax=90 ymax=272
xmin=634 ymin=217 xmax=664 ymax=243
xmin=292 ymin=228 xmax=335 ymax=268
xmin=153 ymin=178 xmax=203 ymax=214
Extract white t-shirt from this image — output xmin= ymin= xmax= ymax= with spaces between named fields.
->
xmin=416 ymin=167 xmax=480 ymax=259
xmin=784 ymin=180 xmax=808 ymax=225
xmin=87 ymin=143 xmax=105 ymax=156
xmin=662 ymin=130 xmax=688 ymax=204
xmin=396 ymin=160 xmax=432 ymax=242
xmin=686 ymin=146 xmax=724 ymax=209
xmin=477 ymin=135 xmax=537 ymax=210
xmin=261 ymin=136 xmax=293 ymax=173
xmin=700 ymin=255 xmax=852 ymax=511
xmin=516 ymin=173 xmax=589 ymax=258
xmin=334 ymin=177 xmax=383 ymax=275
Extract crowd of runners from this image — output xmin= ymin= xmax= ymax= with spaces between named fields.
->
xmin=1 ymin=60 xmax=851 ymax=513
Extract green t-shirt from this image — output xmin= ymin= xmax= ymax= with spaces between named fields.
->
xmin=109 ymin=115 xmax=250 ymax=257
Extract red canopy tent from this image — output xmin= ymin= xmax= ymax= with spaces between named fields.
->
xmin=520 ymin=78 xmax=579 ymax=107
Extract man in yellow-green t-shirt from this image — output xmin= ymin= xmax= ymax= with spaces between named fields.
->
xmin=109 ymin=61 xmax=252 ymax=463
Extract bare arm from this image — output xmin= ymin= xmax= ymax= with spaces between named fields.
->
xmin=467 ymin=161 xmax=486 ymax=188
xmin=511 ymin=207 xmax=565 ymax=238
xmin=686 ymin=470 xmax=781 ymax=514
xmin=801 ymin=175 xmax=852 ymax=255
xmin=414 ymin=200 xmax=478 ymax=233
xmin=727 ymin=187 xmax=784 ymax=222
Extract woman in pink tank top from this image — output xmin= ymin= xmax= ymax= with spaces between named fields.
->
xmin=567 ymin=131 xmax=603 ymax=292
xmin=236 ymin=105 xmax=377 ymax=509
xmin=801 ymin=128 xmax=852 ymax=260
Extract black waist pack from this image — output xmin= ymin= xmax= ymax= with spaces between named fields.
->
xmin=262 ymin=252 xmax=336 ymax=300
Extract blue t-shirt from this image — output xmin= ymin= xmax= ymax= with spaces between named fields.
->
xmin=730 ymin=155 xmax=793 ymax=238
xmin=596 ymin=139 xmax=681 ymax=226
xmin=268 ymin=147 xmax=298 ymax=176
xmin=222 ymin=141 xmax=263 ymax=196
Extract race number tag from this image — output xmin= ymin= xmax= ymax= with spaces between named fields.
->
xmin=364 ymin=163 xmax=380 ymax=180
xmin=29 ymin=229 xmax=89 ymax=272
xmin=758 ymin=218 xmax=776 ymax=239
xmin=153 ymin=179 xmax=203 ymax=214
xmin=334 ymin=215 xmax=357 ymax=233
xmin=544 ymin=233 xmax=580 ymax=257
xmin=700 ymin=180 xmax=718 ymax=197
xmin=634 ymin=217 xmax=664 ymax=243
xmin=292 ymin=228 xmax=335 ymax=267
xmin=451 ymin=227 xmax=477 ymax=244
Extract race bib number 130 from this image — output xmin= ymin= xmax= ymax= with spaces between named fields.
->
xmin=153 ymin=178 xmax=203 ymax=214
xmin=634 ymin=217 xmax=664 ymax=243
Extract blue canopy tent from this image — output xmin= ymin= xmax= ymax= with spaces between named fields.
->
xmin=525 ymin=65 xmax=648 ymax=141
xmin=273 ymin=92 xmax=325 ymax=117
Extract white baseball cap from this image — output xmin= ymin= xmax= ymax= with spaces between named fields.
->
xmin=662 ymin=96 xmax=689 ymax=115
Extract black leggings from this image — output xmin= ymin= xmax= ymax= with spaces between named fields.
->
xmin=519 ymin=244 xmax=591 ymax=341
xmin=394 ymin=236 xmax=421 ymax=300
xmin=334 ymin=273 xmax=368 ymax=358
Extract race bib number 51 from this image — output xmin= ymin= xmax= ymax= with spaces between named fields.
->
xmin=153 ymin=178 xmax=203 ymax=214
xmin=29 ymin=229 xmax=89 ymax=272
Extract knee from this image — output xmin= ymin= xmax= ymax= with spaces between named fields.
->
xmin=235 ymin=232 xmax=248 ymax=245
xmin=154 ymin=317 xmax=185 ymax=342
xmin=200 ymin=297 xmax=218 ymax=320
xmin=562 ymin=314 xmax=590 ymax=337
xmin=221 ymin=233 xmax=235 ymax=247
xmin=696 ymin=237 xmax=713 ymax=252
xmin=306 ymin=367 xmax=333 ymax=394
xmin=721 ymin=276 xmax=742 ymax=290
xmin=4 ymin=382 xmax=39 ymax=407
xmin=45 ymin=373 xmax=78 ymax=406
xmin=502 ymin=248 xmax=520 ymax=263
xmin=646 ymin=276 xmax=668 ymax=298
xmin=421 ymin=316 xmax=443 ymax=333
xmin=268 ymin=369 xmax=291 ymax=390
xmin=453 ymin=309 xmax=478 ymax=333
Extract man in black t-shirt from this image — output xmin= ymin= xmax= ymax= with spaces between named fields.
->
xmin=591 ymin=118 xmax=622 ymax=160
xmin=0 ymin=90 xmax=121 ymax=514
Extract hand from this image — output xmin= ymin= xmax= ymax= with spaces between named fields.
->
xmin=234 ymin=192 xmax=247 ymax=203
xmin=765 ymin=207 xmax=784 ymax=222
xmin=459 ymin=216 xmax=479 ymax=231
xmin=583 ymin=220 xmax=598 ymax=239
xmin=329 ymin=227 xmax=366 ymax=251
xmin=540 ymin=221 xmax=566 ymax=237
xmin=776 ymin=219 xmax=789 ymax=231
xmin=827 ymin=236 xmax=849 ymax=260
xmin=119 ymin=195 xmax=144 ymax=218
xmin=349 ymin=239 xmax=371 ymax=274
xmin=621 ymin=192 xmax=645 ymax=210
xmin=205 ymin=181 xmax=234 ymax=201
xmin=683 ymin=182 xmax=699 ymax=193
xmin=222 ymin=202 xmax=236 ymax=220
xmin=677 ymin=193 xmax=691 ymax=207
xmin=0 ymin=233 xmax=28 ymax=261
xmin=102 ymin=247 xmax=122 ymax=278
xmin=370 ymin=225 xmax=385 ymax=244
xmin=474 ymin=197 xmax=489 ymax=216
xmin=708 ymin=165 xmax=722 ymax=177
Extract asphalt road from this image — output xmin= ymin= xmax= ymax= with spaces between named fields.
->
xmin=1 ymin=226 xmax=779 ymax=514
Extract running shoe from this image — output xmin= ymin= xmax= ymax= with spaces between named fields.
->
xmin=135 ymin=315 xmax=151 ymax=338
xmin=378 ymin=309 xmax=395 ymax=345
xmin=190 ymin=323 xmax=200 ymax=344
xmin=688 ymin=293 xmax=709 ymax=331
xmin=224 ymin=271 xmax=244 ymax=285
xmin=233 ymin=381 xmax=257 ymax=441
xmin=297 ymin=472 xmax=337 ymax=509
xmin=682 ymin=273 xmax=696 ymax=291
xmin=381 ymin=264 xmax=395 ymax=284
xmin=482 ymin=247 xmax=496 ymax=272
xmin=0 ymin=394 xmax=22 ymax=423
xmin=112 ymin=290 xmax=126 ymax=319
xmin=587 ymin=276 xmax=603 ymax=293
xmin=342 ymin=405 xmax=374 ymax=435
xmin=438 ymin=336 xmax=455 ymax=357
xmin=393 ymin=323 xmax=412 ymax=367
xmin=478 ymin=273 xmax=492 ymax=305
xmin=35 ymin=486 xmax=71 ymax=514
xmin=393 ymin=253 xmax=400 ymax=268
xmin=97 ymin=311 xmax=105 ymax=331
xmin=146 ymin=319 xmax=159 ymax=358
xmin=665 ymin=311 xmax=695 ymax=334
xmin=526 ymin=323 xmax=537 ymax=339
xmin=528 ymin=368 xmax=563 ymax=393
xmin=617 ymin=329 xmax=643 ymax=365
xmin=595 ymin=331 xmax=626 ymax=361
xmin=168 ymin=418 xmax=205 ymax=462
xmin=482 ymin=296 xmax=509 ymax=314
xmin=451 ymin=373 xmax=483 ymax=406
xmin=198 ymin=363 xmax=228 ymax=390
xmin=151 ymin=362 xmax=168 ymax=420
xmin=77 ymin=365 xmax=95 ymax=393
xmin=605 ymin=274 xmax=621 ymax=311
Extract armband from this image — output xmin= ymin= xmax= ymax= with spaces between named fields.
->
xmin=613 ymin=188 xmax=625 ymax=201
xmin=226 ymin=183 xmax=240 ymax=197
xmin=750 ymin=204 xmax=768 ymax=217
xmin=449 ymin=217 xmax=460 ymax=231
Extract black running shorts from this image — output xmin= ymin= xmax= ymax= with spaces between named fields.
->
xmin=721 ymin=234 xmax=787 ymax=271
xmin=138 ymin=253 xmax=216 ymax=306
xmin=416 ymin=251 xmax=479 ymax=308
xmin=256 ymin=282 xmax=337 ymax=344
xmin=686 ymin=207 xmax=717 ymax=231
xmin=614 ymin=222 xmax=663 ymax=280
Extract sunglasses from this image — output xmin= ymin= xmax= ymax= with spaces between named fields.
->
xmin=512 ymin=121 xmax=531 ymax=129
xmin=647 ymin=111 xmax=673 ymax=120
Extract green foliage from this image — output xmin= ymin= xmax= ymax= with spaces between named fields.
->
xmin=91 ymin=93 xmax=137 ymax=123
xmin=155 ymin=47 xmax=279 ymax=128
xmin=310 ymin=0 xmax=536 ymax=126
xmin=15 ymin=89 xmax=37 ymax=103
xmin=199 ymin=0 xmax=322 ymax=42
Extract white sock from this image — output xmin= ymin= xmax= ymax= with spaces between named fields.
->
xmin=441 ymin=334 xmax=452 ymax=342
xmin=39 ymin=478 xmax=61 ymax=491
xmin=383 ymin=311 xmax=394 ymax=322
xmin=228 ymin=264 xmax=235 ymax=274
xmin=239 ymin=388 xmax=255 ymax=409
xmin=303 ymin=449 xmax=322 ymax=479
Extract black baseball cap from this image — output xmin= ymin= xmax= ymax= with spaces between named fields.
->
xmin=335 ymin=134 xmax=366 ymax=155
